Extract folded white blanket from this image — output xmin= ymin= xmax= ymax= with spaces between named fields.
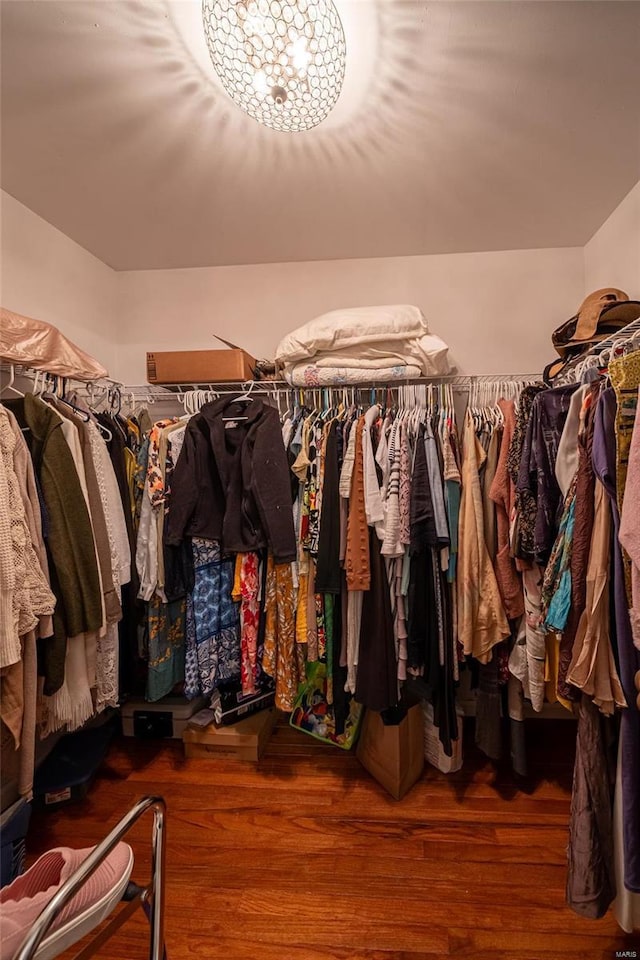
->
xmin=309 ymin=335 xmax=450 ymax=374
xmin=283 ymin=363 xmax=423 ymax=387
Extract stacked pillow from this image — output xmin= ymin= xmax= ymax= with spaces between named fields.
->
xmin=275 ymin=305 xmax=451 ymax=386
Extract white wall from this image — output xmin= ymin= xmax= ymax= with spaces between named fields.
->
xmin=0 ymin=190 xmax=119 ymax=374
xmin=2 ymin=186 xmax=589 ymax=384
xmin=584 ymin=180 xmax=640 ymax=296
xmin=116 ymin=246 xmax=585 ymax=383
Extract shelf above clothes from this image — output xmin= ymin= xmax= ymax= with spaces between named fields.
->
xmin=150 ymin=373 xmax=541 ymax=392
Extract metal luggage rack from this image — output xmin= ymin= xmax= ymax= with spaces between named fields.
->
xmin=14 ymin=796 xmax=166 ymax=960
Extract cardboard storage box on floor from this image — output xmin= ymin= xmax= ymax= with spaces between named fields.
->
xmin=356 ymin=705 xmax=425 ymax=800
xmin=183 ymin=709 xmax=277 ymax=762
xmin=423 ymin=701 xmax=464 ymax=774
xmin=146 ymin=349 xmax=256 ymax=384
xmin=122 ymin=696 xmax=208 ymax=739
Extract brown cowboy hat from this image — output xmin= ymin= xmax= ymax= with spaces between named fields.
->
xmin=552 ymin=288 xmax=640 ymax=358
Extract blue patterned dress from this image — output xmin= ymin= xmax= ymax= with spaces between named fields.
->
xmin=184 ymin=538 xmax=241 ymax=699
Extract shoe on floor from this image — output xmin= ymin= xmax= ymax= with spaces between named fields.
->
xmin=0 ymin=842 xmax=134 ymax=960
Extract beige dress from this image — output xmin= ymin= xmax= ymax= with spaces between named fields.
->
xmin=457 ymin=410 xmax=510 ymax=662
xmin=566 ymin=476 xmax=626 ymax=715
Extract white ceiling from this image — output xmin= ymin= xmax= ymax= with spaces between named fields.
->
xmin=2 ymin=0 xmax=639 ymax=270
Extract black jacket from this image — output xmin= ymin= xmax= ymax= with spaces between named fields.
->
xmin=164 ymin=397 xmax=296 ymax=563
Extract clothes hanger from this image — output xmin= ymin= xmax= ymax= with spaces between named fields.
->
xmin=486 ymin=383 xmax=495 ymax=429
xmin=105 ymin=386 xmax=129 ymax=441
xmin=493 ymin=382 xmax=504 ymax=428
xmin=468 ymin=379 xmax=476 ymax=426
xmin=223 ymin=380 xmax=256 ymax=421
xmin=41 ymin=375 xmax=86 ymax=418
xmin=612 ymin=328 xmax=640 ymax=361
xmin=86 ymin=382 xmax=110 ymax=412
xmin=32 ymin=370 xmax=45 ymax=396
xmin=321 ymin=387 xmax=332 ymax=421
xmin=0 ymin=364 xmax=25 ymax=398
xmin=486 ymin=382 xmax=495 ymax=427
xmin=78 ymin=387 xmax=114 ymax=441
xmin=52 ymin=378 xmax=93 ymax=423
xmin=53 ymin=394 xmax=90 ymax=423
xmin=476 ymin=382 xmax=485 ymax=432
xmin=472 ymin=380 xmax=481 ymax=433
xmin=65 ymin=382 xmax=114 ymax=439
xmin=78 ymin=384 xmax=115 ymax=441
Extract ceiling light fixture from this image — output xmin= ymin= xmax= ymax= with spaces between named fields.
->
xmin=202 ymin=0 xmax=346 ymax=132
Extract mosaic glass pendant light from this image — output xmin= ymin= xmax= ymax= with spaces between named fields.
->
xmin=202 ymin=0 xmax=346 ymax=132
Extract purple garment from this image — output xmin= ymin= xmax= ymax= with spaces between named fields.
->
xmin=517 ymin=384 xmax=578 ymax=566
xmin=593 ymin=387 xmax=640 ymax=892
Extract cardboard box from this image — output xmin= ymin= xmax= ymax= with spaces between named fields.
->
xmin=423 ymin=702 xmax=464 ymax=774
xmin=183 ymin=708 xmax=277 ymax=762
xmin=356 ymin=705 xmax=425 ymax=800
xmin=146 ymin=349 xmax=256 ymax=384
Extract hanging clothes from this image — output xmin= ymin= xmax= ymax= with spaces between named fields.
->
xmin=518 ymin=384 xmax=579 ymax=566
xmin=489 ymin=398 xmax=524 ymax=620
xmin=355 ymin=528 xmax=398 ymax=711
xmin=566 ymin=475 xmax=626 ymax=715
xmin=619 ymin=387 xmax=640 ymax=651
xmin=315 ymin=420 xmax=341 ymax=593
xmin=233 ymin=552 xmax=261 ymax=696
xmin=510 ymin=384 xmax=551 ymax=563
xmin=457 ymin=410 xmax=510 ymax=663
xmin=566 ymin=693 xmax=617 ymax=918
xmin=555 ymin=386 xmax=598 ymax=704
xmin=593 ymin=385 xmax=640 ymax=894
xmin=1 ymin=385 xmax=133 ymax=795
xmin=0 ymin=407 xmax=55 ymax=799
xmin=184 ymin=538 xmax=240 ymax=700
xmin=0 ymin=408 xmax=55 ymax=671
xmin=263 ymin=555 xmax=305 ymax=710
xmin=165 ymin=397 xmax=296 ymax=562
xmin=5 ymin=395 xmax=103 ymax=687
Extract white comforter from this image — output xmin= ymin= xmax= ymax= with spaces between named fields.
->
xmin=276 ymin=304 xmax=451 ymax=382
xmin=283 ymin=363 xmax=424 ymax=387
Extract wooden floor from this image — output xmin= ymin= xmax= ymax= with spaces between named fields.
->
xmin=27 ymin=716 xmax=640 ymax=960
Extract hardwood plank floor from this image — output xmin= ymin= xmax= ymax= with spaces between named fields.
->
xmin=26 ymin=717 xmax=640 ymax=959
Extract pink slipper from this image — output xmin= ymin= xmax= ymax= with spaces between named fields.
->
xmin=0 ymin=842 xmax=133 ymax=960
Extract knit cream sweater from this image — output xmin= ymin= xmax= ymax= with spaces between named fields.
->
xmin=0 ymin=407 xmax=55 ymax=671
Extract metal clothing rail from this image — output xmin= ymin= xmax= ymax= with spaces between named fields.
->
xmin=161 ymin=373 xmax=541 ymax=391
xmin=118 ymin=373 xmax=541 ymax=403
xmin=1 ymin=366 xmax=542 ymax=409
xmin=587 ymin=314 xmax=640 ymax=356
xmin=0 ymin=363 xmax=124 ymax=392
xmin=14 ymin=795 xmax=166 ymax=960
xmin=549 ymin=315 xmax=640 ymax=386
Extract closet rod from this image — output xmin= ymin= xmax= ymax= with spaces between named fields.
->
xmin=127 ymin=373 xmax=541 ymax=395
xmin=0 ymin=363 xmax=124 ymax=391
xmin=1 ymin=368 xmax=542 ymax=403
xmin=583 ymin=314 xmax=640 ymax=355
